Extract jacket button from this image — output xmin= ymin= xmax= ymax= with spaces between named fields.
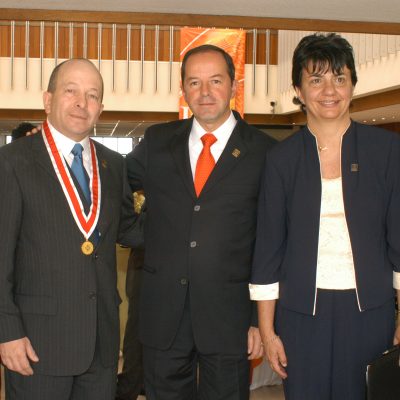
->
xmin=180 ymin=278 xmax=188 ymax=285
xmin=190 ymin=241 xmax=197 ymax=248
xmin=93 ymin=253 xmax=98 ymax=260
xmin=194 ymin=205 xmax=200 ymax=211
xmin=89 ymin=292 xmax=97 ymax=300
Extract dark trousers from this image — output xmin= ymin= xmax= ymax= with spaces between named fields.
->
xmin=143 ymin=295 xmax=250 ymax=400
xmin=116 ymin=249 xmax=144 ymax=399
xmin=5 ymin=334 xmax=118 ymax=400
xmin=276 ymin=289 xmax=395 ymax=400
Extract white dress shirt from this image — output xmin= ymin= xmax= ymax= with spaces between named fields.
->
xmin=188 ymin=112 xmax=237 ymax=177
xmin=47 ymin=120 xmax=93 ymax=180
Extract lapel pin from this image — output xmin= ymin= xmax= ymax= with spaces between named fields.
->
xmin=232 ymin=149 xmax=241 ymax=158
xmin=101 ymin=160 xmax=108 ymax=169
xmin=351 ymin=163 xmax=358 ymax=172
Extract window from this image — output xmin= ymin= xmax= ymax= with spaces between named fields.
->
xmin=91 ymin=137 xmax=133 ymax=156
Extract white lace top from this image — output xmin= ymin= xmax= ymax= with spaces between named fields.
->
xmin=316 ymin=177 xmax=357 ymax=289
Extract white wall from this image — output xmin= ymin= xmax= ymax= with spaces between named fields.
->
xmin=1 ymin=37 xmax=399 ymax=116
xmin=0 ymin=57 xmax=278 ymax=114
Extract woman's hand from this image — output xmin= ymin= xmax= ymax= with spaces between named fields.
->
xmin=263 ymin=334 xmax=288 ymax=379
xmin=394 ymin=313 xmax=400 ymax=345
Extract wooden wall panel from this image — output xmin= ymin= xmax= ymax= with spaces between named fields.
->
xmin=44 ymin=25 xmax=54 ymax=58
xmin=14 ymin=24 xmax=25 ymax=57
xmin=116 ymin=27 xmax=127 ymax=60
xmin=87 ymin=27 xmax=98 ymax=59
xmin=0 ymin=25 xmax=10 ymax=57
xmin=0 ymin=22 xmax=278 ymax=64
xmin=245 ymin=30 xmax=278 ymax=64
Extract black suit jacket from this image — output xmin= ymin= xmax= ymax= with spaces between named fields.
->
xmin=126 ymin=112 xmax=275 ymax=354
xmin=0 ymin=133 xmax=141 ymax=376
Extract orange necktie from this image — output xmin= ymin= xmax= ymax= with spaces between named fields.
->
xmin=194 ymin=133 xmax=217 ymax=196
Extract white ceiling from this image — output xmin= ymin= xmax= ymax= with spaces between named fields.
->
xmin=2 ymin=0 xmax=400 ymax=23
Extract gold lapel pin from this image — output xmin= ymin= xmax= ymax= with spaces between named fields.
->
xmin=351 ymin=163 xmax=358 ymax=172
xmin=101 ymin=160 xmax=108 ymax=169
xmin=232 ymin=149 xmax=241 ymax=158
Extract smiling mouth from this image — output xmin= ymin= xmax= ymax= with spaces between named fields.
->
xmin=319 ymin=100 xmax=339 ymax=106
xmin=70 ymin=114 xmax=88 ymax=120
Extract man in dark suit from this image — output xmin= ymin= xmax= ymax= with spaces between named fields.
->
xmin=0 ymin=59 xmax=142 ymax=400
xmin=126 ymin=45 xmax=276 ymax=399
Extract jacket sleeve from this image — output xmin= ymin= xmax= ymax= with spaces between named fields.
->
xmin=386 ymin=133 xmax=400 ymax=289
xmin=0 ymin=152 xmax=26 ymax=343
xmin=250 ymin=152 xmax=287 ymax=300
xmin=126 ymin=135 xmax=147 ymax=193
xmin=117 ymin=158 xmax=145 ymax=249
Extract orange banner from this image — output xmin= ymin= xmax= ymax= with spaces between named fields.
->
xmin=179 ymin=27 xmax=246 ymax=120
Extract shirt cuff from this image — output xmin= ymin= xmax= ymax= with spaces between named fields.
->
xmin=394 ymin=271 xmax=400 ymax=290
xmin=249 ymin=283 xmax=279 ymax=300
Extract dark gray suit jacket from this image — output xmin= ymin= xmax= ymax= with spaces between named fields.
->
xmin=126 ymin=112 xmax=275 ymax=354
xmin=0 ymin=132 xmax=141 ymax=376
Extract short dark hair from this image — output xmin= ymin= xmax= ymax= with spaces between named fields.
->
xmin=47 ymin=58 xmax=104 ymax=102
xmin=11 ymin=122 xmax=36 ymax=142
xmin=181 ymin=44 xmax=235 ymax=83
xmin=292 ymin=33 xmax=358 ymax=90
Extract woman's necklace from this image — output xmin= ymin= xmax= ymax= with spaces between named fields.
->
xmin=309 ymin=122 xmax=351 ymax=153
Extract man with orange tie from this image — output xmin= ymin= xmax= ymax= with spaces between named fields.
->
xmin=126 ymin=44 xmax=275 ymax=400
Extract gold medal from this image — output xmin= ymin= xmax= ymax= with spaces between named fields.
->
xmin=81 ymin=240 xmax=94 ymax=255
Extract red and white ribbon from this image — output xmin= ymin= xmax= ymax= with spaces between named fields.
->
xmin=42 ymin=121 xmax=101 ymax=239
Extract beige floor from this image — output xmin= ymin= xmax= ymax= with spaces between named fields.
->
xmin=137 ymin=386 xmax=285 ymax=400
xmin=135 ymin=384 xmax=285 ymax=400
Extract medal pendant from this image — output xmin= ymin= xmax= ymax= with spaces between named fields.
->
xmin=81 ymin=240 xmax=94 ymax=255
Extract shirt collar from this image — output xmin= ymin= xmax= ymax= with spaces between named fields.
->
xmin=191 ymin=111 xmax=237 ymax=142
xmin=47 ymin=119 xmax=90 ymax=160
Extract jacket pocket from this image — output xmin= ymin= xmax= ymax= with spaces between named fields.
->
xmin=15 ymin=294 xmax=57 ymax=315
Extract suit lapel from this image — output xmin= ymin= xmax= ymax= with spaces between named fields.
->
xmin=170 ymin=118 xmax=196 ymax=198
xmin=200 ymin=120 xmax=248 ymax=196
xmin=94 ymin=143 xmax=112 ymax=236
xmin=32 ymin=132 xmax=60 ymax=182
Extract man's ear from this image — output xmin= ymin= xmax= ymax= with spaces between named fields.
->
xmin=181 ymin=82 xmax=187 ymax=103
xmin=43 ymin=91 xmax=52 ymax=115
xmin=231 ymin=79 xmax=237 ymax=99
